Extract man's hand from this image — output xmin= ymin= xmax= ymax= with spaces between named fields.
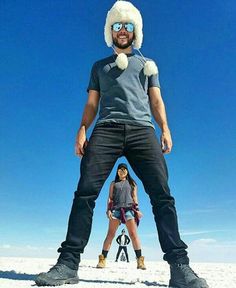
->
xmin=75 ymin=126 xmax=88 ymax=158
xmin=161 ymin=129 xmax=173 ymax=154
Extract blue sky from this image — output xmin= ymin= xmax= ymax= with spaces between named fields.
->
xmin=1 ymin=0 xmax=236 ymax=263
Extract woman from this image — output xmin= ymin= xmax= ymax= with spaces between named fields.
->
xmin=96 ymin=163 xmax=146 ymax=270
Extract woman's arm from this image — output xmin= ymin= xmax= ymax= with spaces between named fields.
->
xmin=132 ymin=185 xmax=143 ymax=219
xmin=106 ymin=182 xmax=115 ymax=220
xmin=132 ymin=185 xmax=138 ymax=204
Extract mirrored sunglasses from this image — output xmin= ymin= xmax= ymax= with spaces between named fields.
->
xmin=111 ymin=22 xmax=134 ymax=33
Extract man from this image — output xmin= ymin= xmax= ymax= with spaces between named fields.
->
xmin=35 ymin=1 xmax=209 ymax=287
xmin=115 ymin=229 xmax=130 ymax=263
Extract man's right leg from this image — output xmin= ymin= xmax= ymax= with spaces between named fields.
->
xmin=115 ymin=246 xmax=123 ymax=261
xmin=57 ymin=124 xmax=125 ymax=269
xmin=35 ymin=124 xmax=124 ymax=286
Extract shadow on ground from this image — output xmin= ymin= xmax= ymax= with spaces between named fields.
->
xmin=0 ymin=271 xmax=168 ymax=287
xmin=0 ymin=270 xmax=37 ymax=281
xmin=79 ymin=278 xmax=168 ymax=287
xmin=141 ymin=280 xmax=168 ymax=287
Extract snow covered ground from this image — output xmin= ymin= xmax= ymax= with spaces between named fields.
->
xmin=0 ymin=257 xmax=235 ymax=288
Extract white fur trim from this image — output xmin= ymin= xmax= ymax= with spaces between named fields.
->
xmin=115 ymin=53 xmax=128 ymax=70
xmin=144 ymin=61 xmax=158 ymax=76
xmin=104 ymin=1 xmax=143 ymax=49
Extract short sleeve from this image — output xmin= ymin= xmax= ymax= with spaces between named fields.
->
xmin=148 ymin=73 xmax=161 ymax=89
xmin=87 ymin=63 xmax=100 ymax=92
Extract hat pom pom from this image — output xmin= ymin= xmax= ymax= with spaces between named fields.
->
xmin=144 ymin=60 xmax=158 ymax=76
xmin=116 ymin=53 xmax=128 ymax=70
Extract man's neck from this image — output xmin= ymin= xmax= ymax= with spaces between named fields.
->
xmin=114 ymin=46 xmax=133 ymax=55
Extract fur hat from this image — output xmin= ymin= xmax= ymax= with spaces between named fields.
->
xmin=104 ymin=0 xmax=143 ymax=49
xmin=104 ymin=1 xmax=158 ymax=76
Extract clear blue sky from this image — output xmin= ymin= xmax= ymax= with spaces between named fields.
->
xmin=1 ymin=0 xmax=236 ymax=262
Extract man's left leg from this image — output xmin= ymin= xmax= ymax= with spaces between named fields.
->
xmin=125 ymin=125 xmax=208 ymax=288
xmin=123 ymin=246 xmax=129 ymax=262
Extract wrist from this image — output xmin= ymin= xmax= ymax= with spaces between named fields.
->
xmin=76 ymin=126 xmax=86 ymax=141
xmin=161 ymin=125 xmax=170 ymax=133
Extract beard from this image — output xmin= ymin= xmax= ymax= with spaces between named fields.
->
xmin=112 ymin=35 xmax=134 ymax=49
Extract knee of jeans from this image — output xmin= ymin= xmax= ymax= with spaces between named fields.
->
xmin=150 ymin=194 xmax=175 ymax=210
xmin=76 ymin=180 xmax=100 ymax=198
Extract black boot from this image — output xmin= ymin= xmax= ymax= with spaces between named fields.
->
xmin=169 ymin=263 xmax=208 ymax=288
xmin=35 ymin=263 xmax=79 ymax=286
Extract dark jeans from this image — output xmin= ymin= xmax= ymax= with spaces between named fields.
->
xmin=116 ymin=246 xmax=129 ymax=262
xmin=58 ymin=123 xmax=189 ymax=269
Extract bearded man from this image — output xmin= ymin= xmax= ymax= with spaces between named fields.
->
xmin=35 ymin=2 xmax=209 ymax=287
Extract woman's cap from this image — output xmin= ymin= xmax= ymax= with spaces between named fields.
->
xmin=118 ymin=163 xmax=128 ymax=170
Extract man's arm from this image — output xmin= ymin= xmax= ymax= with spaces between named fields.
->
xmin=75 ymin=90 xmax=100 ymax=157
xmin=148 ymin=87 xmax=173 ymax=154
xmin=116 ymin=235 xmax=120 ymax=245
xmin=126 ymin=235 xmax=130 ymax=245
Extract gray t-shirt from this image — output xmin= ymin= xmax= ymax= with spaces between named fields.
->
xmin=112 ymin=180 xmax=134 ymax=209
xmin=87 ymin=53 xmax=160 ymax=128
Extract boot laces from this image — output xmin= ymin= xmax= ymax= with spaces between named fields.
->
xmin=49 ymin=264 xmax=64 ymax=275
xmin=181 ymin=264 xmax=199 ymax=278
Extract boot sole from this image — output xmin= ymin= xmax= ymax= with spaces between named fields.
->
xmin=169 ymin=280 xmax=187 ymax=288
xmin=35 ymin=276 xmax=79 ymax=286
xmin=169 ymin=280 xmax=209 ymax=288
